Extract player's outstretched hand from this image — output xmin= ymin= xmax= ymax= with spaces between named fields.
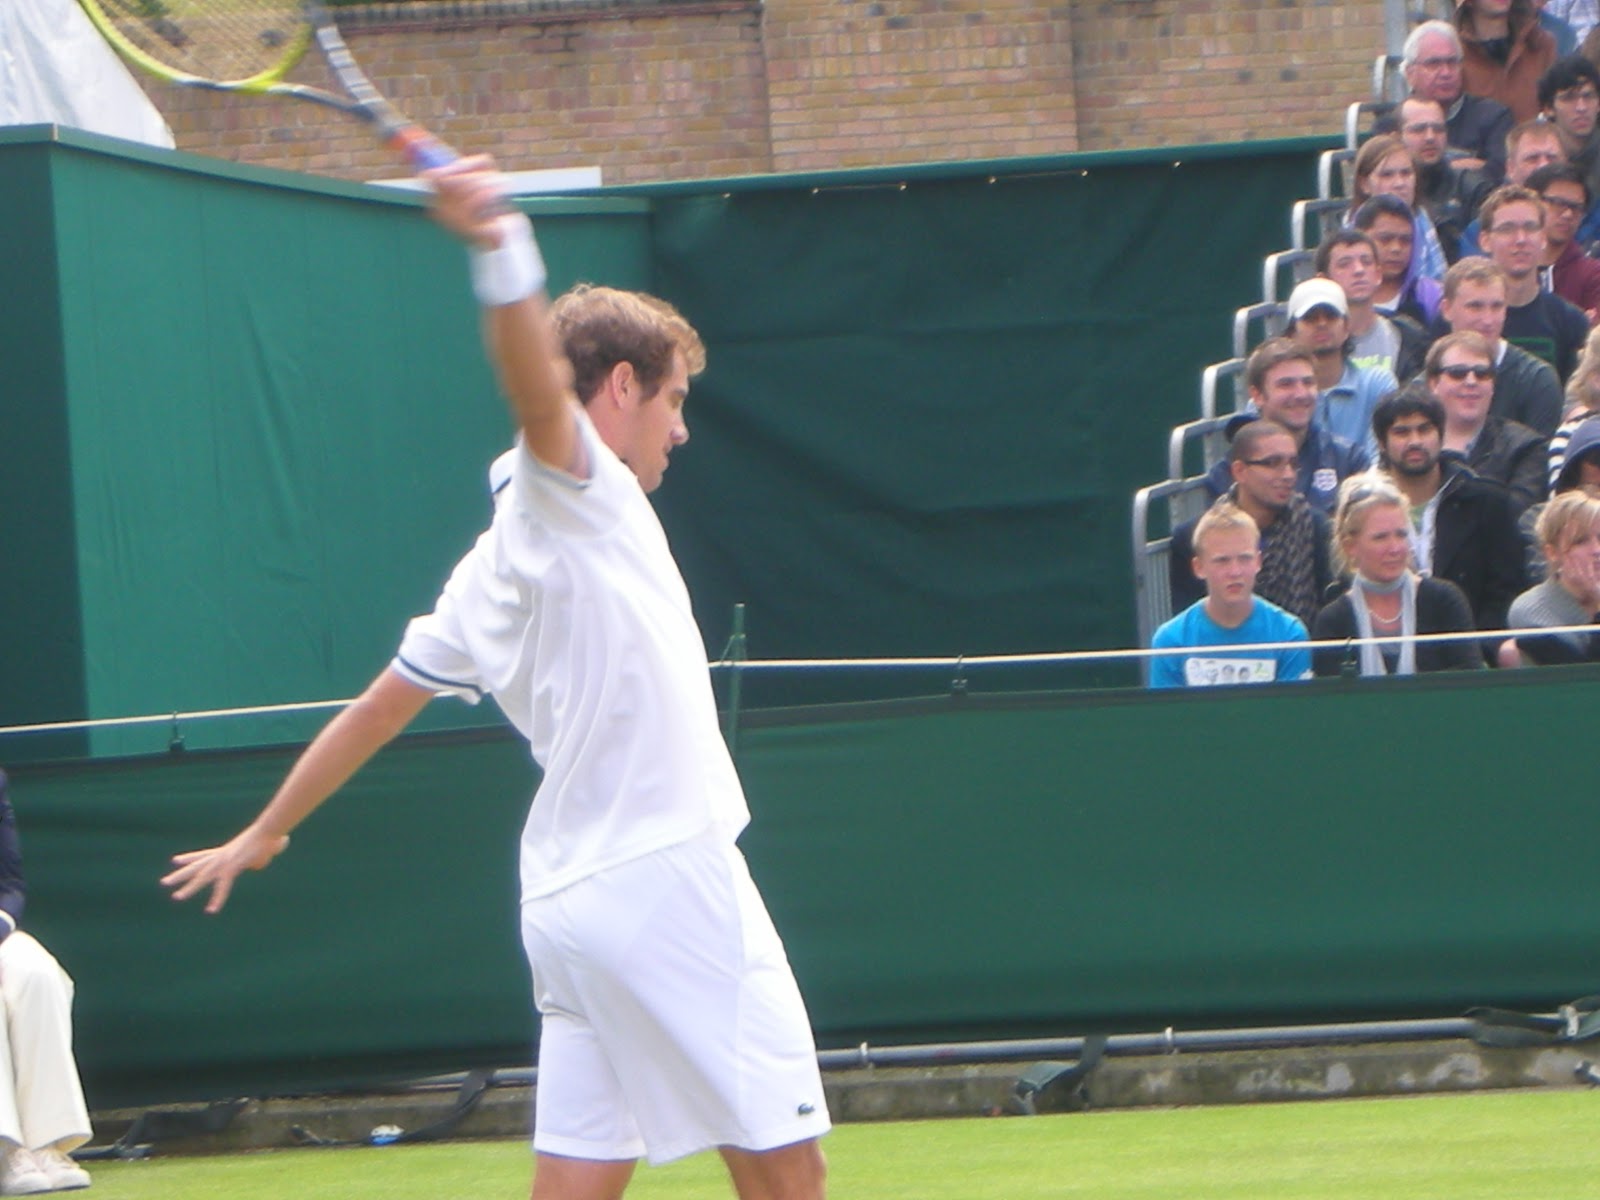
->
xmin=162 ymin=826 xmax=290 ymax=915
xmin=425 ymin=155 xmax=511 ymax=249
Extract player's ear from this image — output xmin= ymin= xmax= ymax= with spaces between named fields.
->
xmin=607 ymin=360 xmax=637 ymax=407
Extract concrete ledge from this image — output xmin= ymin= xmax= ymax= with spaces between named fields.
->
xmin=85 ymin=1038 xmax=1599 ymax=1156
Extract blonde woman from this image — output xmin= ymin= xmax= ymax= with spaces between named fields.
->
xmin=1311 ymin=475 xmax=1484 ymax=676
xmin=1505 ymin=490 xmax=1600 ymax=664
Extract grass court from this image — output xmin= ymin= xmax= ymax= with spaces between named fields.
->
xmin=86 ymin=1088 xmax=1600 ymax=1198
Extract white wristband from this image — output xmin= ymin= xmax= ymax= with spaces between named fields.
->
xmin=470 ymin=214 xmax=547 ymax=307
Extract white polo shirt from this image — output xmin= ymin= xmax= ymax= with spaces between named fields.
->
xmin=393 ymin=411 xmax=750 ymax=901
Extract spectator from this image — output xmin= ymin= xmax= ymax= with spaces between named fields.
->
xmin=1372 ymin=384 xmax=1528 ymax=641
xmin=1312 ymin=474 xmax=1484 ymax=676
xmin=1317 ymin=229 xmax=1428 ymax=380
xmin=1203 ymin=338 xmax=1369 ymax=516
xmin=1150 ymin=503 xmax=1311 ymax=689
xmin=1456 ymin=0 xmax=1558 ymax=122
xmin=1426 ymin=330 xmax=1549 ymax=512
xmin=1551 ymin=0 xmax=1600 ymax=44
xmin=1537 ymin=54 xmax=1600 ymax=200
xmin=1479 ymin=184 xmax=1590 ymax=380
xmin=1170 ymin=420 xmax=1333 ymax=630
xmin=0 ymin=771 xmax=93 ymax=1197
xmin=1399 ymin=20 xmax=1515 ymax=178
xmin=1459 ymin=118 xmax=1566 ymax=253
xmin=1284 ymin=278 xmax=1399 ymax=459
xmin=1548 ymin=327 xmax=1600 ymax=487
xmin=1353 ymin=195 xmax=1445 ymax=326
xmin=1527 ymin=163 xmax=1600 ymax=319
xmin=1528 ymin=412 xmax=1600 ymax=574
xmin=1350 ymin=134 xmax=1449 ymax=281
xmin=1398 ymin=95 xmax=1485 ymax=261
xmin=1505 ymin=489 xmax=1600 ymax=662
xmin=1439 ymin=254 xmax=1565 ymax=437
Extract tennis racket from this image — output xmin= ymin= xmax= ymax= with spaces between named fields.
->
xmin=76 ymin=0 xmax=458 ymax=172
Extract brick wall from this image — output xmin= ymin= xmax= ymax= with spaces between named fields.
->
xmin=124 ymin=0 xmax=1384 ymax=183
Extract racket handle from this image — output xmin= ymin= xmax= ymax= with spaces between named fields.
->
xmin=389 ymin=126 xmax=459 ymax=173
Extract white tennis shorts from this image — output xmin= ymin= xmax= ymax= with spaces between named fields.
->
xmin=521 ymin=831 xmax=831 ymax=1165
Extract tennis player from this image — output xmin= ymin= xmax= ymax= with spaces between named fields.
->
xmin=162 ymin=157 xmax=830 ymax=1200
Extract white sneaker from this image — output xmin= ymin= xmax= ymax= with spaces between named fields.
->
xmin=0 ymin=1147 xmax=51 ymax=1196
xmin=32 ymin=1148 xmax=89 ymax=1192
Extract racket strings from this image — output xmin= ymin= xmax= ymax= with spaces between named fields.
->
xmin=98 ymin=0 xmax=310 ymax=83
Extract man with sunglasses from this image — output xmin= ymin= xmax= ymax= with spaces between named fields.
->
xmin=1437 ymin=257 xmax=1565 ymax=435
xmin=1527 ymin=162 xmax=1600 ymax=317
xmin=1426 ymin=330 xmax=1549 ymax=513
xmin=1169 ymin=420 xmax=1333 ymax=629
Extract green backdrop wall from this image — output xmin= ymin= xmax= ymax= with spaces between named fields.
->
xmin=0 ymin=127 xmax=1325 ymax=750
xmin=9 ymin=667 xmax=1599 ymax=1110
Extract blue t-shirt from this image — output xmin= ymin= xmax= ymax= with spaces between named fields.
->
xmin=1149 ymin=597 xmax=1311 ymax=689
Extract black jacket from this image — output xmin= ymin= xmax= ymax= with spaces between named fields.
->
xmin=1311 ymin=576 xmax=1484 ymax=676
xmin=1445 ymin=416 xmax=1549 ymax=516
xmin=1429 ymin=459 xmax=1529 ymax=636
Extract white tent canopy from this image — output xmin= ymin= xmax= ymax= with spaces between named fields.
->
xmin=0 ymin=0 xmax=174 ymax=148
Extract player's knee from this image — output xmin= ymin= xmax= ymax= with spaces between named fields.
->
xmin=724 ymin=1138 xmax=826 ymax=1200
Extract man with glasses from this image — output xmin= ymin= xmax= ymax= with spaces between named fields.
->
xmin=1457 ymin=119 xmax=1567 ymax=253
xmin=1425 ymin=330 xmax=1549 ymax=512
xmin=1527 ymin=162 xmax=1600 ymax=316
xmin=1373 ymin=385 xmax=1528 ymax=643
xmin=1438 ymin=257 xmax=1565 ymax=434
xmin=1202 ymin=338 xmax=1369 ymax=517
xmin=1169 ymin=420 xmax=1332 ymax=629
xmin=1399 ymin=95 xmax=1485 ymax=262
xmin=1396 ymin=20 xmax=1514 ymax=179
xmin=1478 ymin=183 xmax=1589 ymax=380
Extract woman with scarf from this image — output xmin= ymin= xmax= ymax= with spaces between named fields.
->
xmin=1311 ymin=474 xmax=1485 ymax=676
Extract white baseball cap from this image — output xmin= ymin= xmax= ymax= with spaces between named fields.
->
xmin=1287 ymin=277 xmax=1349 ymax=321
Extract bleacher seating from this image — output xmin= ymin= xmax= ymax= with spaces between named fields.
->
xmin=1130 ymin=53 xmax=1405 ymax=677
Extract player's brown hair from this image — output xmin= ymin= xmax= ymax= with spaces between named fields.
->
xmin=549 ymin=284 xmax=706 ymax=406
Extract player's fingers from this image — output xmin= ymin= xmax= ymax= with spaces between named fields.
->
xmin=203 ymin=871 xmax=240 ymax=915
xmin=166 ymin=846 xmax=216 ymax=869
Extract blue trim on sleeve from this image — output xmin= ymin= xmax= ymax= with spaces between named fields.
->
xmin=394 ymin=655 xmax=485 ymax=700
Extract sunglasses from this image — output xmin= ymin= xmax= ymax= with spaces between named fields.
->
xmin=1435 ymin=364 xmax=1495 ymax=381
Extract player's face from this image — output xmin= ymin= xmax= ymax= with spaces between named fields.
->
xmin=1192 ymin=526 xmax=1260 ymax=605
xmin=1483 ymin=200 xmax=1546 ymax=279
xmin=626 ymin=350 xmax=691 ymax=493
xmin=1540 ymin=180 xmax=1588 ymax=248
xmin=1430 ymin=348 xmax=1495 ymax=427
xmin=1404 ymin=34 xmax=1462 ymax=104
xmin=1367 ymin=215 xmax=1414 ymax=283
xmin=1441 ymin=279 xmax=1507 ymax=340
xmin=1399 ymin=101 xmax=1448 ymax=166
xmin=1251 ymin=360 xmax=1318 ymax=434
xmin=1346 ymin=503 xmax=1413 ymax=584
xmin=1325 ymin=244 xmax=1379 ymax=304
xmin=1508 ymin=133 xmax=1564 ymax=184
xmin=1231 ymin=432 xmax=1299 ymax=512
xmin=1383 ymin=414 xmax=1443 ymax=478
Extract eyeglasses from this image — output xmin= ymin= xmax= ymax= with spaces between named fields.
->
xmin=1542 ymin=194 xmax=1588 ymax=214
xmin=1556 ymin=88 xmax=1600 ymax=106
xmin=1488 ymin=220 xmax=1543 ymax=237
xmin=1435 ymin=364 xmax=1495 ymax=381
xmin=1242 ymin=455 xmax=1301 ymax=471
xmin=1414 ymin=55 xmax=1461 ymax=69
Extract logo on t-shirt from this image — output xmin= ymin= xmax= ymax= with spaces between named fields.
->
xmin=1184 ymin=657 xmax=1276 ymax=686
xmin=1312 ymin=468 xmax=1338 ymax=496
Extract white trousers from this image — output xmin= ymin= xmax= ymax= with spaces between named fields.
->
xmin=0 ymin=933 xmax=90 ymax=1152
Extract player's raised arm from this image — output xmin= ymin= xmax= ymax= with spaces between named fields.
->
xmin=162 ymin=668 xmax=432 ymax=913
xmin=426 ymin=157 xmax=587 ymax=479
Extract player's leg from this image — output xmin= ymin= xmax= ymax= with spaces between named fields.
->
xmin=530 ymin=1152 xmax=636 ymax=1200
xmin=720 ymin=1137 xmax=827 ymax=1200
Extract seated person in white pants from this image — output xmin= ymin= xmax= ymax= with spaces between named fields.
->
xmin=0 ymin=771 xmax=91 ymax=1196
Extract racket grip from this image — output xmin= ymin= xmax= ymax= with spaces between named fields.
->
xmin=390 ymin=126 xmax=459 ymax=173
